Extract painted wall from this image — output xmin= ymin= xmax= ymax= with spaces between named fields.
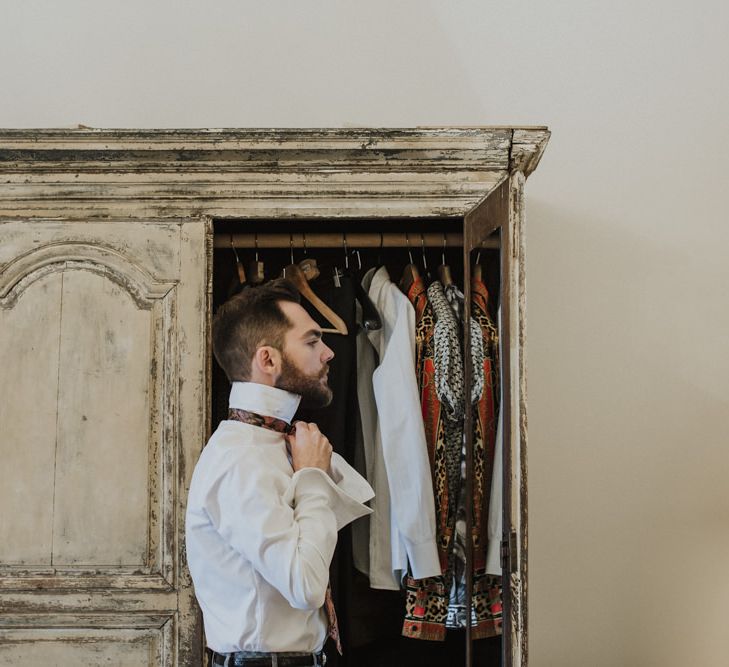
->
xmin=2 ymin=1 xmax=728 ymax=664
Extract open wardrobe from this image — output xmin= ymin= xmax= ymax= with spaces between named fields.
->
xmin=0 ymin=127 xmax=549 ymax=667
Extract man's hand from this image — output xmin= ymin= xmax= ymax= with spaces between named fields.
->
xmin=285 ymin=422 xmax=333 ymax=472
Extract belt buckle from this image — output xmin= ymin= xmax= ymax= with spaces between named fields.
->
xmin=271 ymin=655 xmax=278 ymax=667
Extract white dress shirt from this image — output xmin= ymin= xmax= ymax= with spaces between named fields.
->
xmin=486 ymin=306 xmax=503 ymax=576
xmin=356 ymin=266 xmax=441 ymax=589
xmin=485 ymin=406 xmax=503 ymax=575
xmin=185 ymin=382 xmax=374 ymax=653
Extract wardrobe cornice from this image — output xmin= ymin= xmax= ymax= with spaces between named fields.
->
xmin=0 ymin=127 xmax=549 ymax=220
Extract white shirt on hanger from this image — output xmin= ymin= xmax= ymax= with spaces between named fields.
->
xmin=486 ymin=406 xmax=503 ymax=575
xmin=357 ymin=266 xmax=441 ymax=589
xmin=185 ymin=382 xmax=374 ymax=653
xmin=486 ymin=306 xmax=503 ymax=576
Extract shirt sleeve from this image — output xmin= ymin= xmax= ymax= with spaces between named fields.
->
xmin=214 ymin=458 xmax=372 ymax=611
xmin=216 ymin=462 xmax=333 ymax=611
xmin=486 ymin=408 xmax=503 ymax=575
xmin=372 ymin=287 xmax=441 ymax=579
xmin=486 ymin=305 xmax=504 ymax=576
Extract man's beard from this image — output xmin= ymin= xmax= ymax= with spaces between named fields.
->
xmin=275 ymin=353 xmax=333 ymax=409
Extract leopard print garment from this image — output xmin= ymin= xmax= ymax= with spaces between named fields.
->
xmin=427 ymin=281 xmax=464 ymax=423
xmin=428 ymin=281 xmax=471 ymax=591
xmin=443 ymin=282 xmax=485 ymax=405
xmin=471 ymin=277 xmax=503 ymax=639
xmin=405 ymin=277 xmax=450 ymax=564
xmin=402 ymin=277 xmax=451 ymax=641
xmin=402 ymin=278 xmax=503 ymax=641
xmin=441 ymin=282 xmax=495 ymax=631
xmin=471 ymin=277 xmax=500 ymax=561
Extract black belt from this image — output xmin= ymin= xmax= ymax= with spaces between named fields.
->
xmin=211 ymin=650 xmax=326 ymax=666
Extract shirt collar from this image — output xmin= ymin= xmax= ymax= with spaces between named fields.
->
xmin=228 ymin=382 xmax=301 ymax=423
xmin=369 ymin=265 xmax=391 ymax=293
xmin=361 ymin=266 xmax=377 ymax=292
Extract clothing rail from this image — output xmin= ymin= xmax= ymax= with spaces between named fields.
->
xmin=214 ymin=232 xmax=500 ymax=249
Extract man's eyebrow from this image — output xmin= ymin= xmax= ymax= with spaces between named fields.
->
xmin=302 ymin=329 xmax=323 ymax=340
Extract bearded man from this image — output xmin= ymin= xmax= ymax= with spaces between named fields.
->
xmin=186 ymin=279 xmax=374 ymax=667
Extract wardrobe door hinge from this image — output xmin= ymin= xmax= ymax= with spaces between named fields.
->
xmin=500 ymin=538 xmax=509 ymax=571
xmin=500 ymin=531 xmax=518 ymax=572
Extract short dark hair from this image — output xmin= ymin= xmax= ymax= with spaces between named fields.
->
xmin=212 ymin=279 xmax=301 ymax=382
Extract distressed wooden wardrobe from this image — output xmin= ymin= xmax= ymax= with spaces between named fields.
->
xmin=0 ymin=127 xmax=549 ymax=667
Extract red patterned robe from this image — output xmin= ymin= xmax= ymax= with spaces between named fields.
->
xmin=402 ymin=276 xmax=503 ymax=641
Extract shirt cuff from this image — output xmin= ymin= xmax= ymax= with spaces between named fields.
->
xmin=329 ymin=452 xmax=375 ymax=506
xmin=404 ymin=537 xmax=442 ymax=580
xmin=485 ymin=536 xmax=502 ymax=576
xmin=285 ymin=456 xmax=374 ymax=532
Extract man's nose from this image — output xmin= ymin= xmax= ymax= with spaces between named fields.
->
xmin=322 ymin=344 xmax=334 ymax=362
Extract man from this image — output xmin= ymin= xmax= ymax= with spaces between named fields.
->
xmin=186 ymin=279 xmax=374 ymax=667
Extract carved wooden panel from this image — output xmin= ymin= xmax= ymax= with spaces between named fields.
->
xmin=0 ymin=270 xmax=61 ymax=566
xmin=52 ymin=269 xmax=154 ymax=567
xmin=0 ymin=615 xmax=173 ymax=666
xmin=0 ymin=219 xmax=207 ymax=666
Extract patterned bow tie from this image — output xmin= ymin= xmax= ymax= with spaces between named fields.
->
xmin=228 ymin=408 xmax=296 ymax=435
xmin=227 ymin=406 xmax=342 ymax=654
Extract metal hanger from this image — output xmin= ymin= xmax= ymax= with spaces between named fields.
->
xmin=345 ymin=236 xmax=382 ymax=331
xmin=248 ymin=232 xmax=265 ymax=285
xmin=438 ymin=232 xmax=453 ymax=286
xmin=298 ymin=232 xmax=320 ymax=281
xmin=226 ymin=233 xmax=247 ymax=299
xmin=376 ymin=231 xmax=384 ymax=268
xmin=232 ymin=234 xmax=246 ymax=285
xmin=420 ymin=232 xmax=432 ymax=285
xmin=332 ymin=233 xmax=348 ymax=288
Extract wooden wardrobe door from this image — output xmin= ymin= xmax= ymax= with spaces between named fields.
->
xmin=464 ymin=173 xmax=528 ymax=667
xmin=0 ymin=219 xmax=208 ymax=666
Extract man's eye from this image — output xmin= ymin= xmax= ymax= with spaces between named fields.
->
xmin=308 ymin=340 xmax=318 ymax=346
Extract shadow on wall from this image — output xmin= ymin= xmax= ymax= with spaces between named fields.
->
xmin=523 ymin=198 xmax=729 ymax=667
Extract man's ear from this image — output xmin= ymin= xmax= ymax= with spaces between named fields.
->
xmin=250 ymin=345 xmax=281 ymax=383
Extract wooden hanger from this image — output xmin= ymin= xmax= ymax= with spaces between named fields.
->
xmin=472 ymin=247 xmax=483 ymax=282
xmin=298 ymin=257 xmax=320 ymax=281
xmin=399 ymin=233 xmax=420 ymax=293
xmin=438 ymin=233 xmax=453 ymax=286
xmin=297 ymin=233 xmax=319 ymax=281
xmin=232 ymin=235 xmax=247 ymax=285
xmin=282 ymin=263 xmax=348 ymax=335
xmin=280 ymin=233 xmax=347 ymax=334
xmin=226 ymin=234 xmax=247 ymax=299
xmin=247 ymin=233 xmax=265 ymax=285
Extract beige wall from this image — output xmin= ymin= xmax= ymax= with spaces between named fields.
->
xmin=2 ymin=2 xmax=728 ymax=665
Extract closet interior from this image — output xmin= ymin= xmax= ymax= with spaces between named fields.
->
xmin=210 ymin=218 xmax=504 ymax=667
